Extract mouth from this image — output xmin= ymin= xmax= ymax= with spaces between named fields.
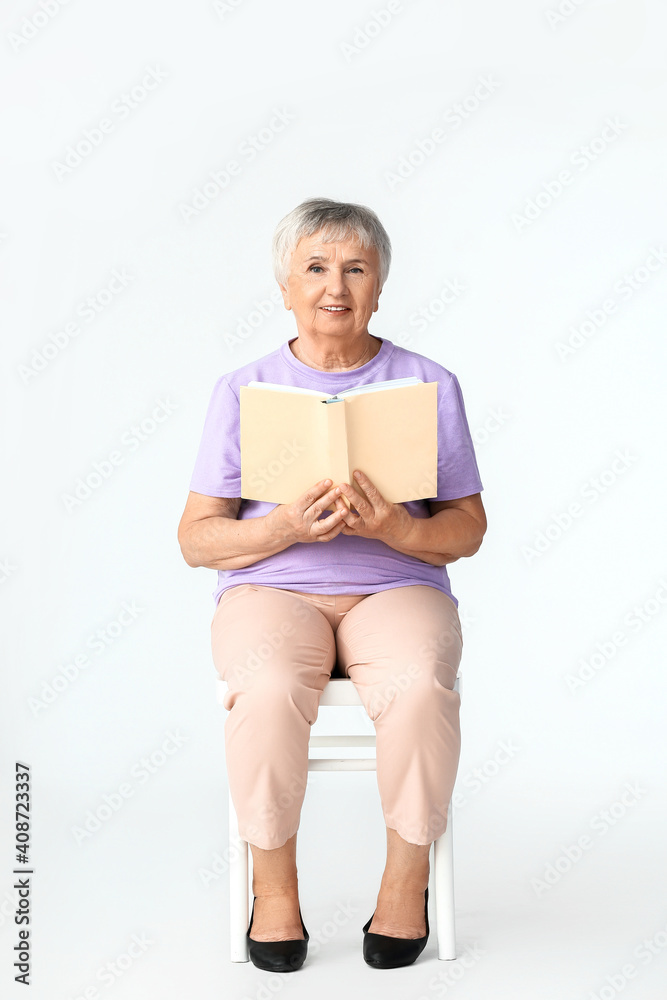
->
xmin=321 ymin=306 xmax=351 ymax=314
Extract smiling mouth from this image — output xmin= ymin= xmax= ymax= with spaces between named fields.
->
xmin=321 ymin=306 xmax=351 ymax=313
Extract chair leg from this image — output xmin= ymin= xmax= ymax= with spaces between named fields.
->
xmin=432 ymin=801 xmax=456 ymax=960
xmin=228 ymin=786 xmax=249 ymax=962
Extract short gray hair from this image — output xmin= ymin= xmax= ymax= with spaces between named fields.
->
xmin=272 ymin=197 xmax=392 ymax=289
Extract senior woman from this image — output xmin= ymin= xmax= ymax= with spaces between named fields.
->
xmin=178 ymin=197 xmax=486 ymax=972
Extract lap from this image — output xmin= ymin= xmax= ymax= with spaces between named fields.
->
xmin=211 ymin=583 xmax=337 ymax=683
xmin=211 ymin=583 xmax=462 ymax=686
xmin=335 ymin=585 xmax=463 ymax=683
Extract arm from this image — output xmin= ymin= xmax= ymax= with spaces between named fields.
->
xmin=177 ymin=493 xmax=294 ymax=571
xmin=381 ymin=494 xmax=487 ymax=567
xmin=177 ymin=479 xmax=348 ymax=571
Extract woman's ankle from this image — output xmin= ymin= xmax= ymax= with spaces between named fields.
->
xmin=252 ymin=879 xmax=300 ymax=899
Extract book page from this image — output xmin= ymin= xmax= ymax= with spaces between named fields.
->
xmin=246 ymin=381 xmax=331 ymax=397
xmin=329 ymin=376 xmax=423 ymax=400
xmin=248 ymin=377 xmax=423 ymax=401
xmin=344 ymin=382 xmax=438 ymax=503
xmin=240 ymin=387 xmax=331 ymax=503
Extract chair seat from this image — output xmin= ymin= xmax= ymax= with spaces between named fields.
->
xmin=216 ymin=674 xmax=363 ymax=707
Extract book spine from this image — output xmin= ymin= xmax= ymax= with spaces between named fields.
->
xmin=325 ymin=400 xmax=352 ymax=510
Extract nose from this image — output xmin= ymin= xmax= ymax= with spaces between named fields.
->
xmin=324 ymin=268 xmax=348 ymax=298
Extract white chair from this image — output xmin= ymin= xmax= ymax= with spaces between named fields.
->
xmin=216 ymin=671 xmax=462 ymax=962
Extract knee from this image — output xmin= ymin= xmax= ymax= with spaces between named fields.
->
xmin=416 ymin=623 xmax=463 ymax=673
xmin=224 ymin=657 xmax=300 ymax=700
xmin=367 ymin=655 xmax=458 ymax=720
xmin=223 ymin=653 xmax=328 ymax=726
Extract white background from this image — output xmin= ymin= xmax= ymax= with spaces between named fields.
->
xmin=2 ymin=1 xmax=667 ymax=998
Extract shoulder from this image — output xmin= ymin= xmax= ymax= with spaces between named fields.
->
xmin=207 ymin=343 xmax=285 ymax=398
xmin=383 ymin=339 xmax=458 ymax=400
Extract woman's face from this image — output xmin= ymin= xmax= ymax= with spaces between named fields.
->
xmin=279 ymin=231 xmax=383 ymax=340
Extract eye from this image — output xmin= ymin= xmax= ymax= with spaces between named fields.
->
xmin=307 ymin=264 xmax=363 ymax=274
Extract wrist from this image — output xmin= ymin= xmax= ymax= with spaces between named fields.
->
xmin=266 ymin=505 xmax=295 ymax=548
xmin=382 ymin=506 xmax=418 ymax=549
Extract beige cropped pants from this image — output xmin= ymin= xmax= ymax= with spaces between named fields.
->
xmin=211 ymin=583 xmax=463 ymax=850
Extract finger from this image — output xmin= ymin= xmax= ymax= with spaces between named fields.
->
xmin=315 ymin=486 xmax=347 ymax=514
xmin=351 ymin=470 xmax=380 ymax=502
xmin=336 ymin=501 xmax=361 ymax=528
xmin=300 ymin=479 xmax=334 ymax=510
xmin=338 ymin=481 xmax=367 ymax=511
xmin=316 ymin=531 xmax=342 ymax=542
xmin=316 ymin=518 xmax=346 ymax=542
xmin=334 ymin=496 xmax=352 ymax=516
xmin=315 ymin=507 xmax=345 ymax=531
xmin=311 ymin=485 xmax=344 ymax=518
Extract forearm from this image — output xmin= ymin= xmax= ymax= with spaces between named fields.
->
xmin=382 ymin=508 xmax=485 ymax=567
xmin=181 ymin=513 xmax=293 ymax=570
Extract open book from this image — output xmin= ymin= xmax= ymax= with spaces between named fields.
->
xmin=239 ymin=377 xmax=438 ymax=511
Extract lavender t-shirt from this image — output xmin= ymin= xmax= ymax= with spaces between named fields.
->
xmin=188 ymin=336 xmax=484 ymax=609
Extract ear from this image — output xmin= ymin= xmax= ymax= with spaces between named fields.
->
xmin=278 ymin=281 xmax=292 ymax=311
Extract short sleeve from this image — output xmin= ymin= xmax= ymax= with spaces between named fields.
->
xmin=188 ymin=376 xmax=241 ymax=497
xmin=432 ymin=373 xmax=484 ymax=501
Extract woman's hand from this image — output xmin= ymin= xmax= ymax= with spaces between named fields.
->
xmin=332 ymin=470 xmax=415 ymax=544
xmin=267 ymin=478 xmax=348 ymax=545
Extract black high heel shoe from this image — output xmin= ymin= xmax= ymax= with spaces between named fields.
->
xmin=362 ymin=886 xmax=430 ymax=969
xmin=247 ymin=895 xmax=309 ymax=972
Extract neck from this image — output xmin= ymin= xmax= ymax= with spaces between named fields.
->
xmin=290 ymin=334 xmax=380 ymax=372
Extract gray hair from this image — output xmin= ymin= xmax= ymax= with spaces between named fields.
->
xmin=272 ymin=197 xmax=392 ymax=289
